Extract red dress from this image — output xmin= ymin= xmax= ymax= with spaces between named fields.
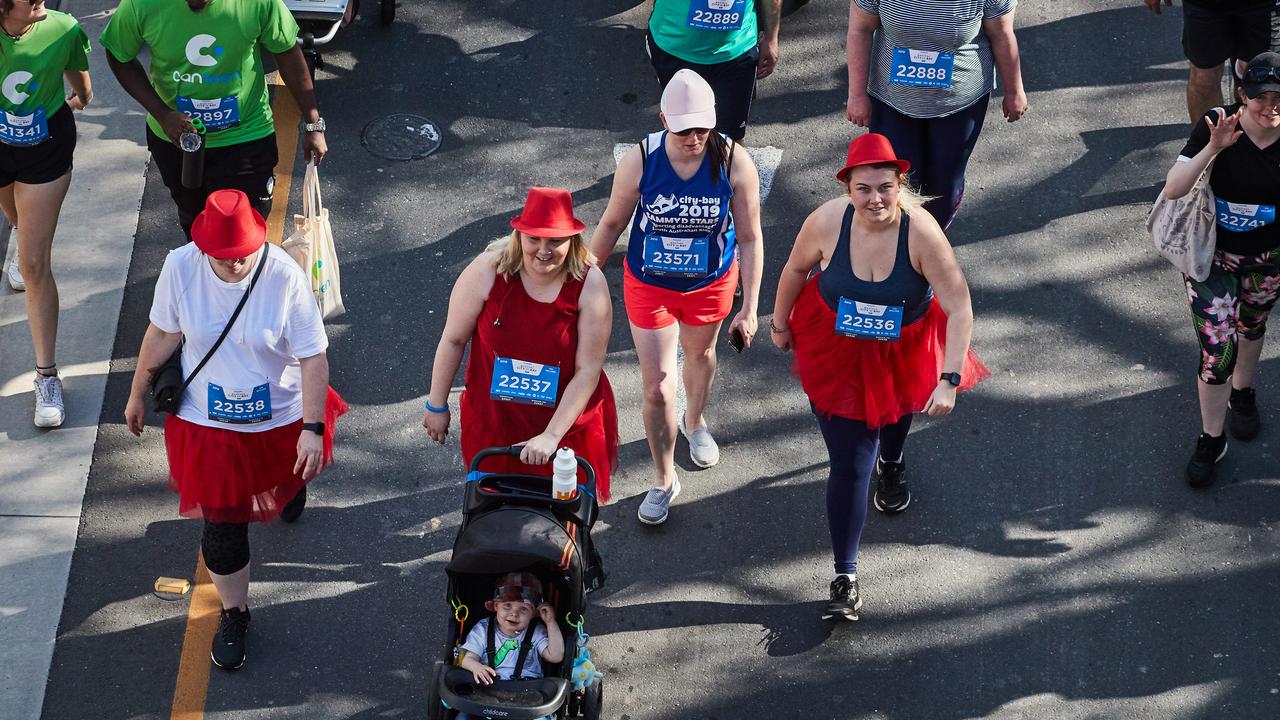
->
xmin=790 ymin=274 xmax=990 ymax=428
xmin=460 ymin=272 xmax=619 ymax=502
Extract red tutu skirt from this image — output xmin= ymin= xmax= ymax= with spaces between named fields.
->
xmin=790 ymin=276 xmax=990 ymax=428
xmin=165 ymin=386 xmax=349 ymax=523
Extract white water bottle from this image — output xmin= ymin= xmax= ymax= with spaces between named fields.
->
xmin=552 ymin=447 xmax=578 ymax=501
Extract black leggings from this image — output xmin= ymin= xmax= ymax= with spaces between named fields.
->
xmin=814 ymin=409 xmax=913 ymax=575
xmin=201 ymin=521 xmax=250 ymax=575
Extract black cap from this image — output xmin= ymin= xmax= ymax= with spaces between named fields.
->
xmin=1242 ymin=52 xmax=1280 ymax=99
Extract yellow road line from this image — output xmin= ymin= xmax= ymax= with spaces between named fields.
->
xmin=167 ymin=78 xmax=302 ymax=719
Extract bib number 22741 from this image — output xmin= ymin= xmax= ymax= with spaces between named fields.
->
xmin=490 ymin=358 xmax=561 ymax=407
xmin=835 ymin=298 xmax=903 ymax=341
xmin=1215 ymin=198 xmax=1276 ymax=233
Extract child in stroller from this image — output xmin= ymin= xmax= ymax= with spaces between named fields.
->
xmin=458 ymin=572 xmax=564 ymax=687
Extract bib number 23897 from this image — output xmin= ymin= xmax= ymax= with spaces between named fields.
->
xmin=836 ymin=298 xmax=903 ymax=341
xmin=686 ymin=0 xmax=746 ymax=31
xmin=491 ymin=358 xmax=560 ymax=407
xmin=890 ymin=48 xmax=955 ymax=89
xmin=207 ymin=382 xmax=272 ymax=424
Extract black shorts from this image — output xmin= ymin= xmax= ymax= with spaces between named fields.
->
xmin=0 ymin=104 xmax=75 ymax=187
xmin=146 ymin=127 xmax=278 ymax=238
xmin=647 ymin=33 xmax=758 ymax=141
xmin=1182 ymin=0 xmax=1274 ymax=69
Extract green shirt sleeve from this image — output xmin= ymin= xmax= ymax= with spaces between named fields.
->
xmin=258 ymin=0 xmax=300 ymax=55
xmin=66 ymin=23 xmax=91 ymax=72
xmin=98 ymin=0 xmax=143 ymax=63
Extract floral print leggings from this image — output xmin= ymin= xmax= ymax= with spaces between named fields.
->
xmin=1185 ymin=247 xmax=1280 ymax=385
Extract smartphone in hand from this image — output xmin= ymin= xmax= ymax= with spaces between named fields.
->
xmin=729 ymin=326 xmax=745 ymax=353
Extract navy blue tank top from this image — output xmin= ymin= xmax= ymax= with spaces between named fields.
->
xmin=818 ymin=205 xmax=934 ymax=325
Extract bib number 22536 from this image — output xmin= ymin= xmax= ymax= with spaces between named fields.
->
xmin=835 ymin=298 xmax=903 ymax=341
xmin=207 ymin=382 xmax=272 ymax=424
xmin=490 ymin=358 xmax=561 ymax=407
xmin=890 ymin=48 xmax=955 ymax=89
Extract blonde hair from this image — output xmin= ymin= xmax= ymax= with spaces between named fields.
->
xmin=485 ymin=230 xmax=597 ymax=281
xmin=841 ymin=163 xmax=937 ymax=216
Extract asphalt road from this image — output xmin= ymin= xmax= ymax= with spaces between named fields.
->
xmin=40 ymin=1 xmax=1280 ymax=718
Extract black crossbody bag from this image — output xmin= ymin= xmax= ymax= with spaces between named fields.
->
xmin=149 ymin=246 xmax=269 ymax=414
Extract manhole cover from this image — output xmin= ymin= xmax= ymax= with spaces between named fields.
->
xmin=361 ymin=114 xmax=442 ymax=161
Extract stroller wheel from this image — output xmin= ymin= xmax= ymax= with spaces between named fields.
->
xmin=580 ymin=679 xmax=603 ymax=720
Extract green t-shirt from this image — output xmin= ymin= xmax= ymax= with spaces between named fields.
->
xmin=0 ymin=10 xmax=90 ymax=119
xmin=649 ymin=0 xmax=759 ymax=65
xmin=99 ymin=0 xmax=298 ymax=148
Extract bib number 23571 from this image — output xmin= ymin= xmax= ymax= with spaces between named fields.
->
xmin=890 ymin=48 xmax=955 ymax=89
xmin=207 ymin=383 xmax=272 ymax=424
xmin=642 ymin=234 xmax=710 ymax=278
xmin=836 ymin=298 xmax=903 ymax=341
xmin=491 ymin=358 xmax=560 ymax=407
xmin=686 ymin=0 xmax=746 ymax=31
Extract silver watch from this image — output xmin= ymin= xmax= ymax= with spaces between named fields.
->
xmin=302 ymin=117 xmax=326 ymax=133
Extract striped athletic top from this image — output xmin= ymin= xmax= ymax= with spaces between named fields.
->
xmin=856 ymin=0 xmax=1016 ymax=119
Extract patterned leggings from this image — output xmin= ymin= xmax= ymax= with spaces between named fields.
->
xmin=1184 ymin=247 xmax=1280 ymax=385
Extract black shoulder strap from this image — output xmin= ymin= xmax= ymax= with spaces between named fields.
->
xmin=485 ymin=616 xmax=498 ymax=669
xmin=511 ymin=618 xmax=541 ymax=680
xmin=725 ymin=136 xmax=737 ymax=181
xmin=179 ymin=244 xmax=270 ymax=392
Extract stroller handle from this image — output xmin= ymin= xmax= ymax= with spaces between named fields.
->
xmin=469 ymin=446 xmax=598 ymax=492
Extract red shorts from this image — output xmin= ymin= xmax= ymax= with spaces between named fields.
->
xmin=623 ymin=260 xmax=739 ymax=330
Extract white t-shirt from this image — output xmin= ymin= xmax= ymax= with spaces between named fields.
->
xmin=149 ymin=243 xmax=328 ymax=432
xmin=460 ymin=617 xmax=550 ymax=680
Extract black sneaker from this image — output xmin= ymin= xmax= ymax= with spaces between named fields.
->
xmin=211 ymin=606 xmax=251 ymax=671
xmin=1228 ymin=388 xmax=1260 ymax=441
xmin=280 ymin=486 xmax=307 ymax=523
xmin=873 ymin=458 xmax=911 ymax=514
xmin=1186 ymin=433 xmax=1227 ymax=489
xmin=821 ymin=575 xmax=862 ymax=621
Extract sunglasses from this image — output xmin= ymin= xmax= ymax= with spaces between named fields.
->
xmin=672 ymin=127 xmax=711 ymax=137
xmin=1244 ymin=66 xmax=1280 ymax=85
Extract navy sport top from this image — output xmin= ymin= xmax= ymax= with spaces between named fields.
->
xmin=819 ymin=204 xmax=934 ymax=325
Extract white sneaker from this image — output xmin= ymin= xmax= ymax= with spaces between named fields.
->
xmin=679 ymin=416 xmax=720 ymax=468
xmin=33 ymin=375 xmax=65 ymax=428
xmin=637 ymin=474 xmax=681 ymax=525
xmin=6 ymin=247 xmax=24 ymax=291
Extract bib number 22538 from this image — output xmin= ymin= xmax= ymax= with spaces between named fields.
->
xmin=490 ymin=358 xmax=561 ymax=407
xmin=890 ymin=48 xmax=955 ymax=89
xmin=835 ymin=298 xmax=903 ymax=341
xmin=207 ymin=382 xmax=272 ymax=424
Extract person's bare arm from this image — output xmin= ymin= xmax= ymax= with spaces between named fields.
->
xmin=771 ymin=200 xmax=838 ymax=351
xmin=983 ymin=12 xmax=1028 ymax=122
xmin=422 ymin=256 xmax=496 ymax=443
xmin=755 ymin=0 xmax=782 ymax=78
xmin=1144 ymin=0 xmax=1174 ymax=14
xmin=105 ymin=52 xmax=193 ymax=143
xmin=63 ymin=70 xmax=92 ymax=110
xmin=911 ymin=213 xmax=973 ymax=416
xmin=728 ymin=147 xmax=763 ymax=347
xmin=123 ymin=323 xmax=183 ymax=436
xmin=590 ymin=145 xmax=644 ymax=264
xmin=1164 ymin=108 xmax=1240 ymax=199
xmin=294 ymin=352 xmax=329 ymax=480
xmin=846 ymin=3 xmax=880 ymax=126
xmin=273 ymin=46 xmax=326 ymax=164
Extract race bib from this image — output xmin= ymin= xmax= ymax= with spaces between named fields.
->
xmin=890 ymin=48 xmax=956 ymax=89
xmin=490 ymin=358 xmax=560 ymax=407
xmin=176 ymin=95 xmax=241 ymax=131
xmin=207 ymin=382 xmax=272 ymax=424
xmin=686 ymin=0 xmax=747 ymax=31
xmin=835 ymin=298 xmax=903 ymax=341
xmin=642 ymin=234 xmax=710 ymax=278
xmin=0 ymin=107 xmax=49 ymax=146
xmin=1215 ymin=198 xmax=1276 ymax=233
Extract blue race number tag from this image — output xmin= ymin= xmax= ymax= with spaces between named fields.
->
xmin=491 ymin=358 xmax=560 ymax=407
xmin=1215 ymin=198 xmax=1276 ymax=233
xmin=0 ymin=107 xmax=49 ymax=146
xmin=207 ymin=382 xmax=272 ymax=424
xmin=176 ymin=95 xmax=241 ymax=131
xmin=890 ymin=48 xmax=956 ymax=89
xmin=836 ymin=297 xmax=904 ymax=341
xmin=642 ymin=234 xmax=711 ymax=278
xmin=686 ymin=0 xmax=747 ymax=31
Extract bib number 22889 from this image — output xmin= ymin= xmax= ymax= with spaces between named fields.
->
xmin=686 ymin=0 xmax=746 ymax=31
xmin=835 ymin=298 xmax=903 ymax=341
xmin=491 ymin=358 xmax=560 ymax=407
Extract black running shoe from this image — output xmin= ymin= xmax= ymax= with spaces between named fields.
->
xmin=1228 ymin=388 xmax=1260 ymax=441
xmin=1186 ymin=433 xmax=1227 ymax=489
xmin=821 ymin=575 xmax=862 ymax=621
xmin=873 ymin=458 xmax=911 ymax=514
xmin=280 ymin=486 xmax=307 ymax=523
xmin=211 ymin=606 xmax=251 ymax=671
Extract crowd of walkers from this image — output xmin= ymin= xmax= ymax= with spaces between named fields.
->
xmin=2 ymin=0 xmax=1278 ymax=673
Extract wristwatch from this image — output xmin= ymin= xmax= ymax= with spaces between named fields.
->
xmin=301 ymin=422 xmax=325 ymax=435
xmin=302 ymin=117 xmax=326 ymax=133
xmin=940 ymin=372 xmax=962 ymax=387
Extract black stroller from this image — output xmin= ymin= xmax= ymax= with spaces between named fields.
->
xmin=427 ymin=447 xmax=606 ymax=720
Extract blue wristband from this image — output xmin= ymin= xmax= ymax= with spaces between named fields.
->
xmin=425 ymin=398 xmax=448 ymax=414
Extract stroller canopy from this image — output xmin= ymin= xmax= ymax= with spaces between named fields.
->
xmin=447 ymin=507 xmax=584 ymax=587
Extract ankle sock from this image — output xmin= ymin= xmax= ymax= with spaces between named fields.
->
xmin=35 ymin=365 xmax=57 ymax=378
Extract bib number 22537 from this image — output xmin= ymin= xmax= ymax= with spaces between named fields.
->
xmin=835 ymin=298 xmax=903 ymax=341
xmin=490 ymin=358 xmax=561 ymax=407
xmin=890 ymin=48 xmax=955 ymax=89
xmin=207 ymin=382 xmax=272 ymax=424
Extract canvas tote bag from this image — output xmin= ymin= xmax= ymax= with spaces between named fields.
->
xmin=1147 ymin=159 xmax=1216 ymax=282
xmin=283 ymin=162 xmax=346 ymax=319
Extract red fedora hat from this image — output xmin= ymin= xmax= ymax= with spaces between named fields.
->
xmin=836 ymin=133 xmax=911 ymax=183
xmin=510 ymin=187 xmax=586 ymax=237
xmin=191 ymin=189 xmax=267 ymax=259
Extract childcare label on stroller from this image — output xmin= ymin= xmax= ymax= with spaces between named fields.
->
xmin=890 ymin=48 xmax=955 ymax=89
xmin=642 ymin=234 xmax=710 ymax=278
xmin=835 ymin=297 xmax=903 ymax=341
xmin=176 ymin=95 xmax=241 ymax=131
xmin=491 ymin=358 xmax=560 ymax=407
xmin=207 ymin=382 xmax=272 ymax=424
xmin=0 ymin=107 xmax=49 ymax=146
xmin=1215 ymin=198 xmax=1275 ymax=233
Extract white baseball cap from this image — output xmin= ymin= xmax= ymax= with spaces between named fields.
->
xmin=660 ymin=69 xmax=717 ymax=133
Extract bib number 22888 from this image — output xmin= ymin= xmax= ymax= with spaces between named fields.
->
xmin=835 ymin=298 xmax=903 ymax=341
xmin=491 ymin=358 xmax=561 ymax=407
xmin=890 ymin=48 xmax=955 ymax=89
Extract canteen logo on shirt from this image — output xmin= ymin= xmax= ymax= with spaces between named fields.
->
xmin=2 ymin=72 xmax=36 ymax=106
xmin=185 ymin=34 xmax=223 ymax=67
xmin=173 ymin=34 xmax=241 ymax=85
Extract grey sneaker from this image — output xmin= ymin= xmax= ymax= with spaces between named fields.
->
xmin=637 ymin=475 xmax=681 ymax=525
xmin=679 ymin=417 xmax=720 ymax=468
xmin=6 ymin=247 xmax=24 ymax=292
xmin=33 ymin=375 xmax=65 ymax=428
